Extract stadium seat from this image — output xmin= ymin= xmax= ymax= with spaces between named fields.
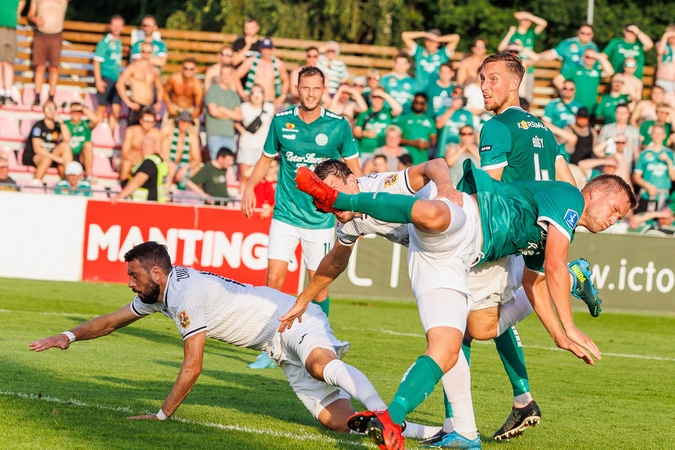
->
xmin=84 ymin=92 xmax=98 ymax=111
xmin=53 ymin=88 xmax=84 ymax=112
xmin=91 ymin=123 xmax=116 ymax=149
xmin=113 ymin=123 xmax=126 ymax=146
xmin=0 ymin=117 xmax=24 ymax=145
xmin=91 ymin=153 xmax=118 ymax=179
xmin=90 ymin=182 xmax=110 ymax=199
xmin=21 ymin=85 xmax=36 ymax=107
xmin=16 ymin=178 xmax=46 ymax=194
xmin=1 ymin=146 xmax=28 ymax=172
xmin=19 ymin=118 xmax=37 ymax=139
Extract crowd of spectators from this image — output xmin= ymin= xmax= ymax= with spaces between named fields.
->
xmin=0 ymin=9 xmax=674 ymax=235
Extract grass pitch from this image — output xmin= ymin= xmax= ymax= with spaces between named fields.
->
xmin=2 ymin=277 xmax=675 ymax=449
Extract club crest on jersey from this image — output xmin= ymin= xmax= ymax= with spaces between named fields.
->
xmin=315 ymin=133 xmax=328 ymax=146
xmin=564 ymin=209 xmax=579 ymax=228
xmin=178 ymin=310 xmax=191 ymax=329
xmin=383 ymin=174 xmax=399 ymax=188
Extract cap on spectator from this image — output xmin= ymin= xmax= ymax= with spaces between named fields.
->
xmin=176 ymin=110 xmax=192 ymax=123
xmin=426 ymin=29 xmax=441 ymax=38
xmin=260 ymin=37 xmax=274 ymax=49
xmin=324 ymin=41 xmax=340 ymax=54
xmin=65 ymin=161 xmax=84 ymax=177
xmin=576 ymin=107 xmax=590 ymax=118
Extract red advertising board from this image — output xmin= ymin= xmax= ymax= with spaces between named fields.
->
xmin=82 ymin=201 xmax=302 ymax=294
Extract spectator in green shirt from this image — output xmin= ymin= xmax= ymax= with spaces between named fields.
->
xmin=596 ymin=75 xmax=631 ymax=125
xmin=537 ymin=23 xmax=599 ymax=74
xmin=553 ymin=49 xmax=614 ymax=114
xmin=396 ymin=92 xmax=437 ymax=164
xmin=639 ymin=104 xmax=673 ymax=146
xmin=353 ymin=86 xmax=402 ymax=160
xmin=603 ymin=24 xmax=654 ymax=79
xmin=185 ymin=147 xmax=235 ymax=206
xmin=93 ymin=15 xmax=125 ymax=130
xmin=401 ymin=29 xmax=460 ymax=91
xmin=63 ymin=102 xmax=98 ymax=178
xmin=498 ymin=11 xmax=548 ymax=102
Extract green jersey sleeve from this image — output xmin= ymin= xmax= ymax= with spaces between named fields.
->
xmin=534 ymin=185 xmax=584 ymax=242
xmin=338 ymin=119 xmax=359 ymax=159
xmin=479 ymin=118 xmax=512 ymax=170
xmin=602 ymin=39 xmax=618 ymax=58
xmin=94 ymin=39 xmax=107 ymax=62
xmin=263 ymin=117 xmax=281 ymax=157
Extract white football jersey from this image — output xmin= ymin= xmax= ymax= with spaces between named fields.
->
xmin=336 ymin=169 xmax=437 ymax=246
xmin=130 ymin=267 xmax=296 ymax=354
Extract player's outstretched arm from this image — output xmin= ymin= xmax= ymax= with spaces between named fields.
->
xmin=406 ymin=158 xmax=463 ymax=205
xmin=129 ymin=331 xmax=206 ymax=420
xmin=29 ymin=305 xmax=142 ymax=352
xmin=278 ymin=243 xmax=353 ymax=332
xmin=522 ymin=269 xmax=596 ymax=365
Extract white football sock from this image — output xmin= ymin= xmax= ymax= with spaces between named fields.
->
xmin=440 ymin=351 xmax=477 ymax=439
xmin=322 ymin=359 xmax=387 ymax=411
xmin=514 ymin=392 xmax=534 ymax=408
xmin=497 ymin=288 xmax=534 ymax=335
xmin=402 ymin=422 xmax=443 ymax=439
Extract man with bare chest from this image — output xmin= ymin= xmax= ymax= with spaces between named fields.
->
xmin=28 ymin=0 xmax=69 ymax=105
xmin=119 ymin=106 xmax=162 ymax=180
xmin=456 ymin=38 xmax=488 ymax=85
xmin=117 ymin=42 xmax=163 ymax=126
xmin=236 ymin=38 xmax=289 ymax=108
xmin=162 ymin=57 xmax=203 ymax=134
xmin=631 ymin=85 xmax=669 ymax=126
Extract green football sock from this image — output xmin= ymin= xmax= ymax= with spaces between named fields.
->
xmin=462 ymin=339 xmax=472 ymax=366
xmin=494 ymin=327 xmax=530 ymax=397
xmin=388 ymin=355 xmax=444 ymax=425
xmin=333 ymin=192 xmax=417 ymax=224
xmin=312 ymin=296 xmax=330 ymax=316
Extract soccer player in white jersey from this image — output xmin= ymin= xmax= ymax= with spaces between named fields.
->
xmin=29 ymin=241 xmax=439 ymax=438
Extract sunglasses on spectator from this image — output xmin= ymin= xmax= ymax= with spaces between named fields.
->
xmin=460 ymin=131 xmax=474 ymax=136
xmin=615 ymin=140 xmax=627 ymax=144
xmin=579 ymin=31 xmax=592 ymax=35
xmin=413 ymin=100 xmax=426 ymax=105
xmin=473 ymin=44 xmax=486 ymax=49
xmin=141 ymin=23 xmax=156 ymax=28
xmin=371 ymin=95 xmax=384 ymax=99
xmin=307 ymin=53 xmax=319 ymax=58
xmin=370 ymin=75 xmax=381 ymax=81
xmin=221 ymin=51 xmax=233 ymax=56
xmin=250 ymin=91 xmax=263 ymax=96
xmin=141 ymin=49 xmax=153 ymax=53
xmin=71 ymin=109 xmax=83 ymax=113
xmin=584 ymin=54 xmax=596 ymax=60
xmin=142 ymin=117 xmax=156 ymax=123
xmin=45 ymin=106 xmax=56 ymax=111
xmin=354 ymin=84 xmax=365 ymax=88
xmin=625 ymin=62 xmax=636 ymax=68
xmin=183 ymin=66 xmax=196 ymax=71
xmin=562 ymin=87 xmax=575 ymax=91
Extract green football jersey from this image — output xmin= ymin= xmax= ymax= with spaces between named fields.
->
xmin=94 ymin=34 xmax=123 ymax=81
xmin=662 ymin=43 xmax=674 ymax=65
xmin=425 ymin=81 xmax=455 ymax=116
xmin=561 ymin=63 xmax=602 ymax=112
xmin=381 ymin=73 xmax=415 ymax=113
xmin=510 ymin=29 xmax=539 ymax=74
xmin=553 ymin=37 xmax=599 ymax=74
xmin=479 ymin=107 xmax=559 ymax=182
xmin=436 ymin=108 xmax=474 ymax=157
xmin=634 ymin=148 xmax=675 ymax=199
xmin=603 ymin=38 xmax=646 ymax=78
xmin=263 ymin=107 xmax=359 ymax=229
xmin=412 ymin=43 xmax=450 ymax=90
xmin=130 ymin=39 xmax=168 ymax=60
xmin=355 ymin=107 xmax=393 ymax=154
xmin=542 ymin=98 xmax=583 ymax=129
xmin=639 ymin=121 xmax=672 ymax=146
xmin=458 ymin=161 xmax=584 ymax=273
xmin=595 ymin=94 xmax=630 ymax=124
xmin=395 ymin=112 xmax=437 ymax=165
xmin=64 ymin=119 xmax=91 ymax=155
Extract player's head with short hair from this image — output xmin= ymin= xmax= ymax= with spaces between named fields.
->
xmin=314 ymin=159 xmax=352 ymax=183
xmin=580 ymin=174 xmax=637 ymax=232
xmin=124 ymin=242 xmax=172 ymax=303
xmin=297 ymin=67 xmax=325 ymax=112
xmin=298 ymin=66 xmax=325 ymax=85
xmin=479 ymin=52 xmax=525 ymax=83
xmin=124 ymin=242 xmax=172 ymax=273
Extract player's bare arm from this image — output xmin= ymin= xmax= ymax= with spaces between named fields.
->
xmin=29 ymin=305 xmax=142 ymax=352
xmin=522 ymin=269 xmax=595 ymax=365
xmin=128 ymin=331 xmax=206 ymax=420
xmin=241 ymin=154 xmax=275 ymax=217
xmin=408 ymin=158 xmax=462 ymax=205
xmin=278 ymin=243 xmax=353 ymax=332
xmin=543 ymin=226 xmax=601 ymax=359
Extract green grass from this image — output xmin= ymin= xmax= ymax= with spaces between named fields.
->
xmin=2 ymin=277 xmax=675 ymax=449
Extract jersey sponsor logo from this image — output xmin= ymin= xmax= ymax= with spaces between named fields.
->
xmin=379 ymin=113 xmax=388 ymax=120
xmin=178 ymin=310 xmax=191 ymax=329
xmin=383 ymin=174 xmax=399 ymax=188
xmin=517 ymin=120 xmax=547 ymax=131
xmin=282 ymin=134 xmax=296 ymax=140
xmin=315 ymin=133 xmax=329 ymax=146
xmin=282 ymin=123 xmax=298 ymax=133
xmin=564 ymin=209 xmax=580 ymax=229
xmin=532 ymin=136 xmax=544 ymax=148
xmin=286 ymin=151 xmax=326 ymax=166
xmin=285 ymin=123 xmax=295 ymax=129
xmin=480 ymin=145 xmax=492 ymax=152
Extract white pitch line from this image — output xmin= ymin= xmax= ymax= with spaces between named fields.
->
xmin=0 ymin=390 xmax=370 ymax=447
xmin=338 ymin=326 xmax=675 ymax=362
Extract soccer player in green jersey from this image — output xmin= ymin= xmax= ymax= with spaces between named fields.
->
xmin=289 ymin=164 xmax=636 ymax=450
xmin=63 ymin=102 xmax=98 ymax=178
xmin=241 ymin=66 xmax=362 ymax=368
